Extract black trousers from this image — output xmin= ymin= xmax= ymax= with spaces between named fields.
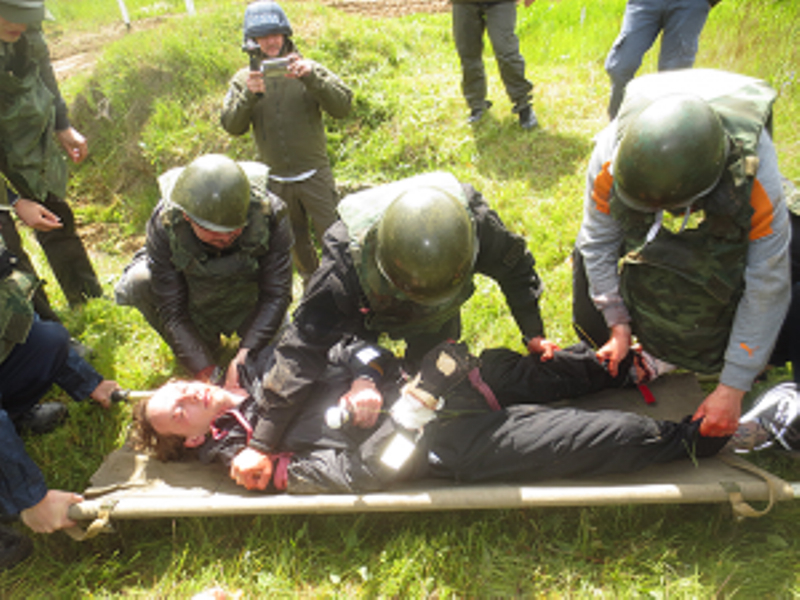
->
xmin=282 ymin=344 xmax=727 ymax=494
xmin=0 ymin=193 xmax=102 ymax=311
xmin=571 ymin=247 xmax=610 ymax=349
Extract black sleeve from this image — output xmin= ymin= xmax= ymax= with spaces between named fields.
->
xmin=327 ymin=336 xmax=395 ymax=383
xmin=146 ymin=206 xmax=216 ymax=374
xmin=248 ymin=221 xmax=377 ymax=453
xmin=238 ymin=195 xmax=294 ymax=351
xmin=467 ymin=184 xmax=546 ymax=340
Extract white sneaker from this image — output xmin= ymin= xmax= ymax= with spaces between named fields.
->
xmin=733 ymin=382 xmax=800 ymax=452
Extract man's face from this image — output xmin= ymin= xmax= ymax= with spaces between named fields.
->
xmin=186 ymin=216 xmax=243 ymax=249
xmin=256 ymin=33 xmax=285 ymax=58
xmin=0 ymin=16 xmax=27 ymax=43
xmin=146 ymin=381 xmax=233 ymax=445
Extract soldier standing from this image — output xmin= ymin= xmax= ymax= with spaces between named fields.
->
xmin=221 ymin=1 xmax=352 ymax=284
xmin=0 ymin=0 xmax=102 ymax=318
xmin=451 ymin=0 xmax=538 ymax=129
xmin=604 ymin=0 xmax=720 ymax=119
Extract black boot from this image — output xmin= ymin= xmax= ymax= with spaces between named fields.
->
xmin=0 ymin=526 xmax=33 ymax=572
xmin=13 ymin=403 xmax=68 ymax=435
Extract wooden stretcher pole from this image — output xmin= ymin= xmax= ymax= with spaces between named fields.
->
xmin=67 ymin=478 xmax=800 ymax=524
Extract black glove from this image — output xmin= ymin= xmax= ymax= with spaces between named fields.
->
xmin=405 ymin=341 xmax=479 ymax=409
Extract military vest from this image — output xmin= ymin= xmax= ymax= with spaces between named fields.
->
xmin=159 ymin=162 xmax=275 ymax=343
xmin=338 ymin=172 xmax=476 ymax=339
xmin=0 ymin=258 xmax=39 ymax=364
xmin=612 ymin=70 xmax=776 ymax=373
xmin=0 ymin=31 xmax=67 ymax=203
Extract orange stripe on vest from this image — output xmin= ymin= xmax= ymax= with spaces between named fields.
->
xmin=592 ymin=161 xmax=614 ymax=215
xmin=749 ymin=179 xmax=774 ymax=241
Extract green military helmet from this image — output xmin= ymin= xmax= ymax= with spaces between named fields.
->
xmin=0 ymin=0 xmax=46 ymax=24
xmin=171 ymin=154 xmax=250 ymax=233
xmin=376 ymin=187 xmax=476 ymax=306
xmin=614 ymin=94 xmax=728 ymax=212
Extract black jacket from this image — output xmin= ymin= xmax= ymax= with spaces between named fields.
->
xmin=145 ymin=193 xmax=293 ymax=374
xmin=249 ymin=182 xmax=546 ymax=453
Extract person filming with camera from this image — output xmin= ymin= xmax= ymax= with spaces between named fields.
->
xmin=221 ymin=1 xmax=352 ymax=286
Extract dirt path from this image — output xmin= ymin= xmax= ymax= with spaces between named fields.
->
xmin=303 ymin=0 xmax=449 ymax=18
xmin=51 ymin=1 xmax=449 ymax=80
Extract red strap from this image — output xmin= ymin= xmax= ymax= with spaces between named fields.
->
xmin=272 ymin=452 xmax=293 ymax=491
xmin=468 ymin=368 xmax=502 ymax=411
xmin=637 ymin=383 xmax=656 ymax=405
xmin=210 ymin=408 xmax=254 ymax=446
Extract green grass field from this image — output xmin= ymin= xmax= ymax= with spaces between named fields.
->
xmin=2 ymin=0 xmax=800 ymax=596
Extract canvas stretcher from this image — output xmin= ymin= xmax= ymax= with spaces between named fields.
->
xmin=67 ymin=374 xmax=799 ymax=539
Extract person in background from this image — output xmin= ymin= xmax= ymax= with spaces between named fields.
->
xmin=115 ymin=154 xmax=292 ymax=393
xmin=221 ymin=1 xmax=352 ymax=284
xmin=604 ymin=0 xmax=721 ymax=119
xmin=0 ymin=0 xmax=103 ymax=319
xmin=451 ymin=0 xmax=538 ymax=129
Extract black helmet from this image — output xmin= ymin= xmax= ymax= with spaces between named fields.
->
xmin=614 ymin=94 xmax=728 ymax=212
xmin=243 ymin=1 xmax=292 ymax=40
xmin=376 ymin=187 xmax=476 ymax=306
xmin=0 ymin=0 xmax=45 ymax=24
xmin=171 ymin=155 xmax=250 ymax=233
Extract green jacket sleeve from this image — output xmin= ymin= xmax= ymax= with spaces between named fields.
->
xmin=220 ymin=68 xmax=259 ymax=136
xmin=300 ymin=61 xmax=353 ymax=119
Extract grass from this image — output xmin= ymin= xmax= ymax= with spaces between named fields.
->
xmin=2 ymin=0 xmax=800 ymax=596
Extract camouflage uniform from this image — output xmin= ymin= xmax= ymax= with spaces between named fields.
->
xmin=575 ymin=69 xmax=790 ymax=392
xmin=0 ymin=28 xmax=102 ymax=311
xmin=115 ymin=164 xmax=293 ymax=377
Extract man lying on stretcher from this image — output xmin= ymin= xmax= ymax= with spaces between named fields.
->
xmin=130 ymin=338 xmax=799 ymax=494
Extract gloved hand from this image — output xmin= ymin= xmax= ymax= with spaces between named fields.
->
xmin=405 ymin=341 xmax=480 ymax=409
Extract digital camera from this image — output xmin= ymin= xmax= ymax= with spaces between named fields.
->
xmin=260 ymin=57 xmax=291 ymax=78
